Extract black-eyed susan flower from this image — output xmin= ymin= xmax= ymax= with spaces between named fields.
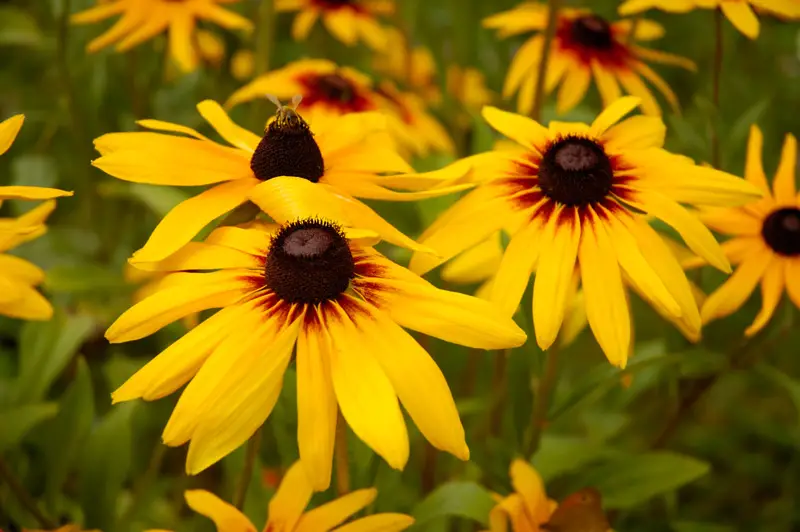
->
xmin=619 ymin=0 xmax=800 ymax=40
xmin=152 ymin=461 xmax=412 ymax=532
xmin=107 ymin=219 xmax=526 ymax=486
xmin=692 ymin=127 xmax=798 ymax=336
xmin=409 ymin=97 xmax=761 ymax=367
xmin=375 ymin=28 xmax=441 ymax=104
xmin=71 ymin=0 xmax=252 ymax=73
xmin=483 ymin=4 xmax=695 ymax=116
xmin=0 ymin=115 xmax=72 ymax=321
xmin=92 ymin=99 xmax=467 ymax=263
xmin=486 ymin=460 xmax=610 ymax=532
xmin=447 ymin=65 xmax=494 ymax=111
xmin=276 ymin=0 xmax=393 ymax=50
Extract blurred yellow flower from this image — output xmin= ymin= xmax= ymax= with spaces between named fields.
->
xmin=374 ymin=28 xmax=442 ymax=103
xmin=409 ymin=97 xmax=760 ymax=366
xmin=71 ymin=0 xmax=252 ymax=73
xmin=447 ymin=65 xmax=494 ymax=110
xmin=0 ymin=115 xmax=72 ymax=321
xmin=106 ymin=218 xmax=526 ymax=484
xmin=484 ymin=4 xmax=695 ymax=116
xmin=92 ymin=99 xmax=468 ymax=263
xmin=276 ymin=0 xmax=394 ymax=50
xmin=691 ymin=126 xmax=799 ymax=335
xmin=149 ymin=461 xmax=413 ymax=532
xmin=619 ymin=0 xmax=800 ymax=39
xmin=231 ymin=48 xmax=255 ymax=80
xmin=227 ymin=59 xmax=454 ymax=157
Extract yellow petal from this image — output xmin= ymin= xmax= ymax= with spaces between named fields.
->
xmin=0 ymin=254 xmax=44 ymax=284
xmin=267 ymin=461 xmax=314 ymax=531
xmin=105 ymin=270 xmax=251 ymax=343
xmin=633 ymin=61 xmax=681 ymax=114
xmin=0 ymin=186 xmax=72 ymax=200
xmin=503 ymin=36 xmax=543 ymax=98
xmin=0 ymin=284 xmax=52 ymax=321
xmin=590 ymin=96 xmax=642 ymax=136
xmin=295 ymin=489 xmax=377 ymax=532
xmin=532 ymin=207 xmax=581 ymax=350
xmin=296 ymin=314 xmax=338 ymax=491
xmin=591 ymin=61 xmax=622 ymax=108
xmin=136 ymin=119 xmax=209 ymax=141
xmin=579 ymin=208 xmax=631 ymax=367
xmin=556 ymin=67 xmax=591 ymax=115
xmin=509 ymin=460 xmax=549 ymax=528
xmin=197 ymin=100 xmax=261 ymax=152
xmin=744 ymin=125 xmax=770 ymax=194
xmin=131 ymin=178 xmax=257 ymax=263
xmin=745 ymin=260 xmax=785 ymax=336
xmin=616 ymin=71 xmax=660 ymax=116
xmin=132 ymin=242 xmax=261 ymax=272
xmin=785 ymin=258 xmax=800 ymax=309
xmin=205 ymin=225 xmax=275 ymax=255
xmin=358 ymin=303 xmax=468 ymax=460
xmin=200 ymin=4 xmax=254 ymax=32
xmin=184 ymin=490 xmax=257 ymax=532
xmin=772 ymin=133 xmax=797 ymax=205
xmin=618 ymin=0 xmax=695 ymax=15
xmin=720 ymin=1 xmax=760 ymax=39
xmin=332 ymin=514 xmax=415 ymax=532
xmin=70 ymin=1 xmax=125 ymax=23
xmin=167 ymin=12 xmax=197 ymax=73
xmin=602 ymin=115 xmax=665 ymax=151
xmin=323 ymin=9 xmax=358 ymax=45
xmin=481 ymin=106 xmax=550 ymax=153
xmin=441 ymin=233 xmax=504 ymax=285
xmin=701 ymin=245 xmax=773 ymax=324
xmin=293 ymin=9 xmax=319 ymax=40
xmin=0 ymin=114 xmax=24 ymax=156
xmin=490 ymin=219 xmax=541 ymax=316
xmin=326 ymin=299 xmax=410 ymax=470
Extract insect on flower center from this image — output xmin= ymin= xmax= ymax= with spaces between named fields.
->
xmin=761 ymin=207 xmax=800 ymax=256
xmin=537 ymin=136 xmax=613 ymax=206
xmin=571 ymin=15 xmax=614 ymax=50
xmin=250 ymin=100 xmax=325 ymax=183
xmin=265 ymin=220 xmax=355 ymax=304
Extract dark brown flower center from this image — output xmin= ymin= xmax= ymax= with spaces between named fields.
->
xmin=571 ymin=15 xmax=614 ymax=50
xmin=537 ymin=136 xmax=613 ymax=206
xmin=265 ymin=220 xmax=355 ymax=304
xmin=762 ymin=207 xmax=800 ymax=256
xmin=315 ymin=74 xmax=357 ymax=103
xmin=249 ymin=107 xmax=325 ymax=182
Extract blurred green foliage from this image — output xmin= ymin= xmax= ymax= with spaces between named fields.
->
xmin=0 ymin=0 xmax=798 ymax=531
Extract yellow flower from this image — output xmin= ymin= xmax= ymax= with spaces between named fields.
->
xmin=409 ymin=97 xmax=761 ymax=367
xmin=231 ymin=48 xmax=256 ymax=80
xmin=618 ymin=0 xmax=800 ymax=40
xmin=91 ymin=99 xmax=468 ymax=264
xmin=374 ymin=28 xmax=442 ymax=104
xmin=71 ymin=0 xmax=252 ymax=73
xmin=276 ymin=0 xmax=394 ymax=50
xmin=693 ymin=126 xmax=798 ymax=336
xmin=106 ymin=218 xmax=526 ymax=485
xmin=447 ymin=65 xmax=494 ymax=110
xmin=150 ymin=461 xmax=413 ymax=532
xmin=483 ymin=4 xmax=695 ymax=116
xmin=0 ymin=115 xmax=72 ymax=321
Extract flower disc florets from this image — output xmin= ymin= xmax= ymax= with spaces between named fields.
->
xmin=537 ymin=136 xmax=614 ymax=206
xmin=571 ymin=15 xmax=614 ymax=50
xmin=250 ymin=106 xmax=325 ymax=182
xmin=762 ymin=207 xmax=800 ymax=256
xmin=265 ymin=219 xmax=355 ymax=304
xmin=315 ymin=73 xmax=357 ymax=103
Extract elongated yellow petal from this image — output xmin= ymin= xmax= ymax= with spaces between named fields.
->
xmin=591 ymin=61 xmax=622 ymax=108
xmin=70 ymin=1 xmax=126 ymax=24
xmin=105 ymin=270 xmax=251 ymax=343
xmin=699 ymin=207 xmax=761 ymax=236
xmin=205 ymin=225 xmax=275 ymax=255
xmin=745 ymin=260 xmax=785 ymax=336
xmin=0 ymin=114 xmax=24 ymax=156
xmin=616 ymin=71 xmax=660 ymax=116
xmin=441 ymin=233 xmax=503 ymax=285
xmin=633 ymin=61 xmax=680 ymax=114
xmin=200 ymin=4 xmax=253 ymax=32
xmin=510 ymin=460 xmax=550 ymax=528
xmin=131 ymin=178 xmax=258 ymax=263
xmin=773 ymin=133 xmax=797 ymax=205
xmin=184 ymin=490 xmax=256 ymax=532
xmin=481 ymin=106 xmax=550 ymax=153
xmin=785 ymin=258 xmax=800 ymax=309
xmin=701 ymin=246 xmax=773 ymax=323
xmin=295 ymin=489 xmax=377 ymax=532
xmin=590 ymin=96 xmax=642 ymax=136
xmin=0 ymin=186 xmax=72 ymax=200
xmin=579 ymin=208 xmax=631 ymax=367
xmin=136 ymin=119 xmax=209 ymax=141
xmin=167 ymin=12 xmax=197 ymax=73
xmin=490 ymin=219 xmax=541 ymax=316
xmin=720 ymin=1 xmax=759 ymax=39
xmin=332 ymin=514 xmax=415 ymax=532
xmin=267 ymin=461 xmax=314 ymax=532
xmin=292 ymin=9 xmax=319 ymax=40
xmin=532 ymin=207 xmax=581 ymax=350
xmin=602 ymin=116 xmax=665 ymax=151
xmin=0 ymin=254 xmax=44 ymax=284
xmin=132 ymin=242 xmax=260 ymax=272
xmin=556 ymin=67 xmax=591 ymax=115
xmin=326 ymin=300 xmax=409 ymax=471
xmin=744 ymin=125 xmax=770 ymax=194
xmin=618 ymin=0 xmax=694 ymax=15
xmin=296 ymin=312 xmax=338 ymax=491
xmin=197 ymin=100 xmax=261 ymax=152
xmin=0 ymin=284 xmax=52 ymax=321
xmin=323 ymin=9 xmax=358 ymax=45
xmin=503 ymin=36 xmax=543 ymax=98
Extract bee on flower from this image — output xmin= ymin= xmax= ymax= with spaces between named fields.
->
xmin=484 ymin=4 xmax=695 ymax=116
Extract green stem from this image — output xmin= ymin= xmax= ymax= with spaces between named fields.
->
xmin=120 ymin=443 xmax=166 ymax=524
xmin=335 ymin=411 xmax=350 ymax=496
xmin=489 ymin=349 xmax=509 ymax=437
xmin=251 ymin=0 xmax=275 ymax=130
xmin=0 ymin=457 xmax=55 ymax=529
xmin=531 ymin=0 xmax=563 ymax=121
xmin=234 ymin=429 xmax=262 ymax=510
xmin=526 ymin=343 xmax=561 ymax=457
xmin=710 ymin=8 xmax=723 ymax=168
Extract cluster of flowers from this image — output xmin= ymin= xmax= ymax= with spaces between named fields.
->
xmin=5 ymin=0 xmax=798 ymax=531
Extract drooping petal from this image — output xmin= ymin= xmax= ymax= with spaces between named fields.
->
xmin=184 ymin=490 xmax=257 ymax=532
xmin=0 ymin=255 xmax=44 ymax=284
xmin=503 ymin=36 xmax=543 ymax=98
xmin=267 ymin=461 xmax=314 ymax=532
xmin=0 ymin=284 xmax=52 ymax=321
xmin=292 ymin=9 xmax=319 ymax=40
xmin=440 ymin=233 xmax=503 ymax=285
xmin=720 ymin=1 xmax=760 ymax=39
xmin=490 ymin=219 xmax=542 ymax=316
xmin=197 ymin=100 xmax=261 ymax=152
xmin=167 ymin=12 xmax=197 ymax=73
xmin=591 ymin=61 xmax=622 ymax=108
xmin=0 ymin=186 xmax=72 ymax=200
xmin=556 ymin=67 xmax=591 ymax=115
xmin=773 ymin=133 xmax=797 ymax=205
xmin=323 ymin=9 xmax=358 ymax=45
xmin=332 ymin=514 xmax=415 ymax=532
xmin=785 ymin=258 xmax=800 ymax=309
xmin=295 ymin=489 xmax=376 ymax=532
xmin=744 ymin=125 xmax=769 ymax=194
xmin=0 ymin=114 xmax=24 ymax=156
xmin=616 ymin=71 xmax=660 ymax=116
xmin=132 ymin=242 xmax=261 ymax=272
xmin=745 ymin=260 xmax=785 ymax=336
xmin=590 ymin=96 xmax=642 ymax=136
xmin=701 ymin=246 xmax=773 ymax=324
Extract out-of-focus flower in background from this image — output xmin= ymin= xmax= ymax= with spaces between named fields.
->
xmin=484 ymin=4 xmax=695 ymax=116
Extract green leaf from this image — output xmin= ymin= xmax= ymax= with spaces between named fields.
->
xmin=34 ymin=357 xmax=95 ymax=510
xmin=756 ymin=363 xmax=800 ymax=424
xmin=80 ymin=403 xmax=135 ymax=531
xmin=0 ymin=7 xmax=43 ymax=47
xmin=0 ymin=402 xmax=59 ymax=452
xmin=98 ymin=182 xmax=191 ymax=218
xmin=670 ymin=521 xmax=736 ymax=532
xmin=577 ymin=452 xmax=710 ymax=509
xmin=411 ymin=481 xmax=495 ymax=528
xmin=727 ymin=98 xmax=769 ymax=148
xmin=44 ymin=264 xmax=128 ymax=294
xmin=532 ymin=435 xmax=621 ymax=481
xmin=14 ymin=311 xmax=96 ymax=404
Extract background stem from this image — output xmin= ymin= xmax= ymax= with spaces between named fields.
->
xmin=233 ymin=429 xmax=262 ymax=510
xmin=0 ymin=458 xmax=55 ymax=529
xmin=531 ymin=0 xmax=562 ymax=121
xmin=710 ymin=8 xmax=723 ymax=168
xmin=526 ymin=343 xmax=561 ymax=457
xmin=335 ymin=411 xmax=350 ymax=496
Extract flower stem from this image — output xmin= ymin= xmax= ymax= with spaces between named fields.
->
xmin=0 ymin=457 xmax=55 ymax=529
xmin=489 ymin=349 xmax=509 ymax=437
xmin=531 ymin=0 xmax=563 ymax=121
xmin=252 ymin=0 xmax=275 ymax=130
xmin=526 ymin=343 xmax=561 ymax=457
xmin=335 ymin=411 xmax=350 ymax=496
xmin=710 ymin=8 xmax=723 ymax=168
xmin=120 ymin=442 xmax=166 ymax=524
xmin=234 ymin=428 xmax=262 ymax=510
